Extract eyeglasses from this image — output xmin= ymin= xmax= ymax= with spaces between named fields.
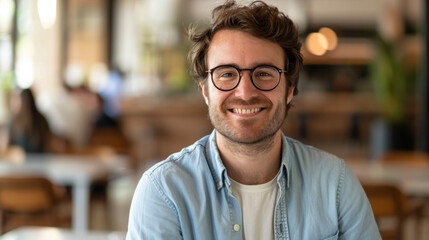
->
xmin=206 ymin=65 xmax=286 ymax=91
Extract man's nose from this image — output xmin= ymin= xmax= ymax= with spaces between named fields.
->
xmin=234 ymin=72 xmax=258 ymax=100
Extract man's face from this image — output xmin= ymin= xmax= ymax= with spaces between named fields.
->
xmin=201 ymin=29 xmax=294 ymax=144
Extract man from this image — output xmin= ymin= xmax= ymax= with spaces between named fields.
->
xmin=127 ymin=1 xmax=381 ymax=239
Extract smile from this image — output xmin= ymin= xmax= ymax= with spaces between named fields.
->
xmin=232 ymin=108 xmax=262 ymax=114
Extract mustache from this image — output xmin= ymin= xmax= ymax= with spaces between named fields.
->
xmin=223 ymin=96 xmax=271 ymax=108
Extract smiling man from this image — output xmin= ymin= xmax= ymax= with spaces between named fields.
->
xmin=127 ymin=1 xmax=381 ymax=239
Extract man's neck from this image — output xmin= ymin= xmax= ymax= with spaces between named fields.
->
xmin=216 ymin=130 xmax=282 ymax=185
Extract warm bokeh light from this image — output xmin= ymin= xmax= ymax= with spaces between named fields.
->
xmin=37 ymin=0 xmax=57 ymax=29
xmin=319 ymin=27 xmax=338 ymax=51
xmin=305 ymin=32 xmax=328 ymax=56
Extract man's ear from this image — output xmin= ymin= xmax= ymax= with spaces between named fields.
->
xmin=200 ymin=82 xmax=209 ymax=105
xmin=287 ymin=86 xmax=295 ymax=104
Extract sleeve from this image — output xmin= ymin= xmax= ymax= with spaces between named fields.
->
xmin=126 ymin=172 xmax=182 ymax=240
xmin=337 ymin=162 xmax=382 ymax=240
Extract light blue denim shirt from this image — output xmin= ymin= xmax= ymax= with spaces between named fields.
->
xmin=127 ymin=131 xmax=381 ymax=240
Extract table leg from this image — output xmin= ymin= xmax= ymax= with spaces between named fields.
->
xmin=72 ymin=179 xmax=90 ymax=232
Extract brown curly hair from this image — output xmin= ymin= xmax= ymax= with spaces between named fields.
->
xmin=188 ymin=0 xmax=303 ymax=96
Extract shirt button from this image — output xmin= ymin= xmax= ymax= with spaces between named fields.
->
xmin=233 ymin=224 xmax=240 ymax=232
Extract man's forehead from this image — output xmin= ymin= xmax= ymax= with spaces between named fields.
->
xmin=207 ymin=30 xmax=285 ymax=68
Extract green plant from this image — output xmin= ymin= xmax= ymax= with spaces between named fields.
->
xmin=0 ymin=71 xmax=15 ymax=91
xmin=370 ymin=35 xmax=417 ymax=124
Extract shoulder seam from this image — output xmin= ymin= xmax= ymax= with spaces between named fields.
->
xmin=336 ymin=160 xmax=346 ymax=210
xmin=172 ymin=141 xmax=206 ymax=161
xmin=148 ymin=140 xmax=206 ymax=173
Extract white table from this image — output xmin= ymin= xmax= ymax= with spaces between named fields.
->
xmin=0 ymin=154 xmax=129 ymax=233
xmin=0 ymin=226 xmax=126 ymax=240
xmin=346 ymin=160 xmax=429 ymax=197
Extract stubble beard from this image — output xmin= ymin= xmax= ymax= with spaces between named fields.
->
xmin=208 ymin=97 xmax=287 ymax=154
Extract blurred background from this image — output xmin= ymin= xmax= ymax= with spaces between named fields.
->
xmin=0 ymin=0 xmax=428 ymax=239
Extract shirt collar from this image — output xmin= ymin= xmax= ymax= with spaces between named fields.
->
xmin=205 ymin=130 xmax=291 ymax=190
xmin=205 ymin=130 xmax=227 ymax=190
xmin=279 ymin=132 xmax=291 ymax=189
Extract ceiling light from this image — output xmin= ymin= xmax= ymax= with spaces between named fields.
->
xmin=319 ymin=27 xmax=338 ymax=51
xmin=305 ymin=33 xmax=328 ymax=56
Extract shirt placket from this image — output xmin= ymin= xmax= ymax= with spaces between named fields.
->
xmin=226 ymin=184 xmax=243 ymax=240
xmin=274 ymin=175 xmax=289 ymax=240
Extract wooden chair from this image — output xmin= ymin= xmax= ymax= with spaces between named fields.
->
xmin=362 ymin=183 xmax=425 ymax=240
xmin=379 ymin=150 xmax=428 ymax=238
xmin=0 ymin=176 xmax=68 ymax=234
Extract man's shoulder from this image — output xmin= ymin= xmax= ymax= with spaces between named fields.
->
xmin=144 ymin=135 xmax=210 ymax=178
xmin=284 ymin=136 xmax=344 ymax=168
xmin=283 ymin=136 xmax=349 ymax=192
xmin=136 ymin=134 xmax=219 ymax=204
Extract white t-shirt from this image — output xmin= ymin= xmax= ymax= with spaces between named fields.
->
xmin=230 ymin=175 xmax=279 ymax=240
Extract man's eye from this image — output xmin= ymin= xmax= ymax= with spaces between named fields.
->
xmin=255 ymin=71 xmax=275 ymax=79
xmin=217 ymin=70 xmax=237 ymax=80
xmin=257 ymin=72 xmax=271 ymax=77
xmin=221 ymin=72 xmax=234 ymax=77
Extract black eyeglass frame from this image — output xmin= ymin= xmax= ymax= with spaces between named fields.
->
xmin=206 ymin=65 xmax=287 ymax=91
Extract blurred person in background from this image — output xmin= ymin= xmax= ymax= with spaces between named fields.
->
xmin=8 ymin=88 xmax=51 ymax=153
xmin=6 ymin=88 xmax=66 ymax=154
xmin=127 ymin=1 xmax=381 ymax=239
xmin=38 ymin=85 xmax=101 ymax=151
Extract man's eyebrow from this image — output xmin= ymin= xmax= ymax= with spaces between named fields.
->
xmin=250 ymin=62 xmax=283 ymax=68
xmin=207 ymin=63 xmax=239 ymax=69
xmin=210 ymin=62 xmax=283 ymax=69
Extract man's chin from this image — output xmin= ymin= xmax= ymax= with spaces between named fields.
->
xmin=220 ymin=130 xmax=278 ymax=145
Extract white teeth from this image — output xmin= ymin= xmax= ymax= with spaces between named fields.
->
xmin=233 ymin=108 xmax=261 ymax=114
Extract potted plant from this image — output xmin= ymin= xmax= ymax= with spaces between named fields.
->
xmin=369 ymin=5 xmax=419 ymax=156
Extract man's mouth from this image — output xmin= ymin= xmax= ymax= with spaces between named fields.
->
xmin=232 ymin=108 xmax=262 ymax=114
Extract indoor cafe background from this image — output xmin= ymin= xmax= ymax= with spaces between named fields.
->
xmin=0 ymin=0 xmax=427 ymax=237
